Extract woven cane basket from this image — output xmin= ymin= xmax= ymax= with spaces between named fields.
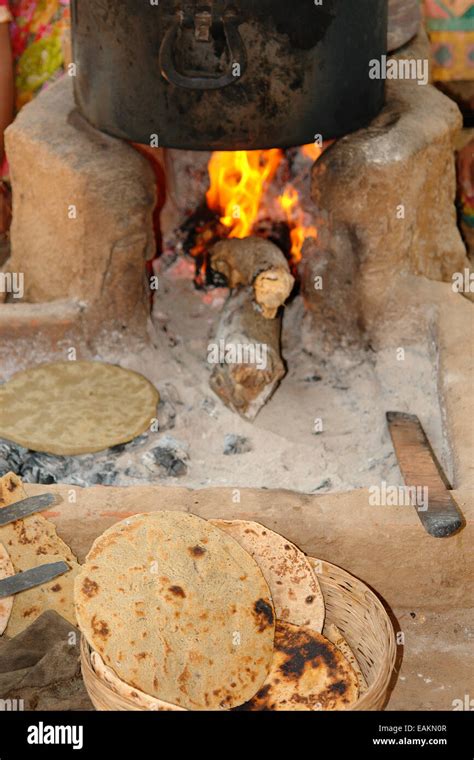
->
xmin=81 ymin=558 xmax=396 ymax=712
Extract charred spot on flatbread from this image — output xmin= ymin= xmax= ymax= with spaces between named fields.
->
xmin=189 ymin=545 xmax=206 ymax=557
xmin=240 ymin=621 xmax=359 ymax=712
xmin=169 ymin=585 xmax=186 ymax=598
xmin=253 ymin=599 xmax=274 ymax=631
xmin=277 ymin=624 xmax=337 ymax=679
xmin=91 ymin=616 xmax=110 ymax=640
xmin=81 ymin=578 xmax=99 ymax=598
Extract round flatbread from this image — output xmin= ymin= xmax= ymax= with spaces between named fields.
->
xmin=75 ymin=511 xmax=275 ymax=711
xmin=0 ymin=543 xmax=14 ymax=635
xmin=324 ymin=622 xmax=368 ymax=696
xmin=240 ymin=621 xmax=359 ymax=711
xmin=211 ymin=520 xmax=325 ymax=632
xmin=91 ymin=650 xmax=186 ymax=712
xmin=0 ymin=361 xmax=159 ymax=455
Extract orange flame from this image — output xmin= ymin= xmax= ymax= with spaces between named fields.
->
xmin=205 ymin=144 xmax=320 ymax=264
xmin=278 ymin=185 xmax=317 ymax=263
xmin=301 ymin=142 xmax=323 ymax=162
xmin=206 ymin=149 xmax=283 ymax=238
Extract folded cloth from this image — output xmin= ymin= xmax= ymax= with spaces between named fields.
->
xmin=0 ymin=610 xmax=92 ymax=711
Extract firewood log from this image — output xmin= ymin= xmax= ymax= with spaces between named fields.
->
xmin=208 ymin=287 xmax=286 ymax=420
xmin=210 ymin=237 xmax=294 ymax=319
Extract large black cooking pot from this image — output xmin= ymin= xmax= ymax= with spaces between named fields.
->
xmin=71 ymin=0 xmax=388 ymax=150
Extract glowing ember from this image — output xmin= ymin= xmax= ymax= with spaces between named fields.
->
xmin=278 ymin=185 xmax=317 ymax=262
xmin=206 ymin=149 xmax=283 ymax=238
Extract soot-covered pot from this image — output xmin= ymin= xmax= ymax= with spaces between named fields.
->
xmin=72 ymin=0 xmax=388 ymax=150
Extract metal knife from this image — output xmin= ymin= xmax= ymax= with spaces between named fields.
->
xmin=0 ymin=561 xmax=70 ymax=599
xmin=386 ymin=412 xmax=464 ymax=538
xmin=0 ymin=493 xmax=56 ymax=527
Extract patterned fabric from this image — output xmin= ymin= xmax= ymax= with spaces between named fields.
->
xmin=459 ymin=139 xmax=474 ymax=228
xmin=424 ymin=1 xmax=474 ymax=81
xmin=463 ymin=199 xmax=474 ymax=225
xmin=1 ymin=1 xmax=70 ymax=110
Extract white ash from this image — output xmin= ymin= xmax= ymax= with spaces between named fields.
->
xmin=0 ymin=265 xmax=449 ymax=494
xmin=92 ymin=266 xmax=447 ymax=493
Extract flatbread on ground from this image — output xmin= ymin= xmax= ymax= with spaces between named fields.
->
xmin=0 ymin=361 xmax=159 ymax=455
xmin=324 ymin=622 xmax=368 ymax=696
xmin=91 ymin=650 xmax=186 ymax=711
xmin=211 ymin=519 xmax=325 ymax=632
xmin=0 ymin=473 xmax=79 ymax=637
xmin=0 ymin=543 xmax=14 ymax=635
xmin=239 ymin=621 xmax=359 ymax=711
xmin=75 ymin=511 xmax=275 ymax=711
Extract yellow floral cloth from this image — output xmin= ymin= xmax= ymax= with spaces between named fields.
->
xmin=1 ymin=0 xmax=70 ymax=110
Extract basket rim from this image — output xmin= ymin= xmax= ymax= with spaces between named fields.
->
xmin=313 ymin=557 xmax=397 ymax=709
xmin=81 ymin=555 xmax=397 ymax=711
xmin=318 ymin=557 xmax=396 ymax=632
xmin=80 ymin=636 xmax=182 ymax=711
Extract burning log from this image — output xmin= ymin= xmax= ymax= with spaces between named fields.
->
xmin=210 ymin=237 xmax=295 ymax=319
xmin=208 ymin=287 xmax=286 ymax=420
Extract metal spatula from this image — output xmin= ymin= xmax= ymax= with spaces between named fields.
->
xmin=0 ymin=493 xmax=56 ymax=527
xmin=0 ymin=561 xmax=70 ymax=599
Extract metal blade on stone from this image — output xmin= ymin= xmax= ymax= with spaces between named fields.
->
xmin=0 ymin=562 xmax=70 ymax=599
xmin=0 ymin=493 xmax=56 ymax=527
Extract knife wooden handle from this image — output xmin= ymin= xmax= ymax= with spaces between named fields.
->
xmin=386 ymin=412 xmax=464 ymax=538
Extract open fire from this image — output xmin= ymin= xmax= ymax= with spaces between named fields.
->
xmin=182 ymin=145 xmax=322 ymax=286
xmin=206 ymin=149 xmax=282 ymax=239
xmin=279 ymin=184 xmax=318 ymax=264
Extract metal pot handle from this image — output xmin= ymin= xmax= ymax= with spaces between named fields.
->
xmin=159 ymin=11 xmax=247 ymax=90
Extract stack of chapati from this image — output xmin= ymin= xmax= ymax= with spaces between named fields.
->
xmin=75 ymin=513 xmax=367 ymax=711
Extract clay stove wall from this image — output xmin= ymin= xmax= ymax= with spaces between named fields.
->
xmin=3 ymin=78 xmax=157 ymax=341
